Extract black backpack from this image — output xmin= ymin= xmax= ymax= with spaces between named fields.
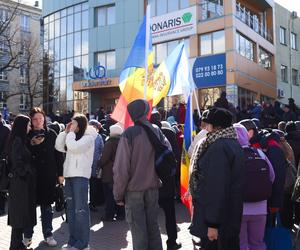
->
xmin=136 ymin=123 xmax=176 ymax=184
xmin=243 ymin=147 xmax=272 ymax=202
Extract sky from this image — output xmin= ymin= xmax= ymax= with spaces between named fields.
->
xmin=21 ymin=0 xmax=300 ymax=14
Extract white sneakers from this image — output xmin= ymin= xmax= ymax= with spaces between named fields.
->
xmin=44 ymin=236 xmax=58 ymax=247
xmin=22 ymin=237 xmax=32 ymax=247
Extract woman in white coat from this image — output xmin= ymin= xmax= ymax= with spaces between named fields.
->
xmin=55 ymin=114 xmax=97 ymax=250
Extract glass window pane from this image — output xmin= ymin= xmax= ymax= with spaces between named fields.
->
xmin=213 ymin=30 xmax=225 ymax=54
xmin=73 ymin=56 xmax=82 ymax=81
xmin=168 ymin=0 xmax=179 ymax=12
xmin=96 ymin=53 xmax=106 ymax=66
xmin=82 ymin=30 xmax=88 ymax=55
xmin=149 ymin=0 xmax=156 ymax=17
xmin=168 ymin=40 xmax=178 ymax=55
xmin=60 ymin=60 xmax=66 ymax=77
xmin=67 ymin=76 xmax=73 ymax=101
xmin=82 ymin=10 xmax=88 ymax=29
xmin=107 ymin=6 xmax=116 ymax=25
xmin=74 ymin=4 xmax=81 ymax=13
xmin=74 ymin=32 xmax=81 ymax=57
xmin=82 ymin=55 xmax=89 ymax=75
xmin=44 ymin=23 xmax=49 ymax=41
xmin=97 ymin=8 xmax=106 ymax=26
xmin=54 ymin=37 xmax=60 ymax=60
xmin=156 ymin=43 xmax=167 ymax=64
xmin=67 ymin=33 xmax=73 ymax=58
xmin=54 ymin=61 xmax=60 ymax=78
xmin=184 ymin=38 xmax=190 ymax=56
xmin=67 ymin=58 xmax=73 ymax=76
xmin=180 ymin=0 xmax=189 ymax=9
xmin=240 ymin=36 xmax=246 ymax=56
xmin=74 ymin=12 xmax=81 ymax=32
xmin=82 ymin=3 xmax=88 ymax=11
xmin=61 ymin=35 xmax=66 ymax=59
xmin=60 ymin=77 xmax=66 ymax=102
xmin=49 ymin=14 xmax=54 ymax=22
xmin=44 ymin=16 xmax=49 ymax=25
xmin=61 ymin=17 xmax=66 ymax=36
xmin=49 ymin=39 xmax=54 ymax=57
xmin=106 ymin=51 xmax=116 ymax=70
xmin=201 ymin=34 xmax=212 ymax=55
xmin=61 ymin=9 xmax=66 ymax=17
xmin=54 ymin=12 xmax=60 ymax=20
xmin=67 ymin=6 xmax=74 ymax=15
xmin=67 ymin=15 xmax=73 ymax=34
xmin=54 ymin=19 xmax=60 ymax=37
xmin=49 ymin=21 xmax=54 ymax=40
xmin=157 ymin=0 xmax=167 ymax=16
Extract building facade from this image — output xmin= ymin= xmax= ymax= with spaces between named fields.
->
xmin=42 ymin=0 xmax=277 ymax=115
xmin=0 ymin=0 xmax=42 ymax=115
xmin=275 ymin=3 xmax=300 ymax=106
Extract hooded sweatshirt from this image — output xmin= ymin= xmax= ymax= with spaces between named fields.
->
xmin=55 ymin=126 xmax=98 ymax=179
xmin=234 ymin=123 xmax=275 ymax=215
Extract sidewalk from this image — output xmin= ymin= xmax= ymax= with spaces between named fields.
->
xmin=0 ymin=203 xmax=193 ymax=250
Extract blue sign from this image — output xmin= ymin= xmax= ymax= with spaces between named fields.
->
xmin=87 ymin=64 xmax=106 ymax=79
xmin=192 ymin=53 xmax=226 ymax=88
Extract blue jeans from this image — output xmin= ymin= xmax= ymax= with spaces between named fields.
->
xmin=24 ymin=204 xmax=53 ymax=239
xmin=65 ymin=177 xmax=90 ymax=250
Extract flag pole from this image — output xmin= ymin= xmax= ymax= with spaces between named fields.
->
xmin=144 ymin=5 xmax=150 ymax=100
xmin=193 ymin=89 xmax=201 ymax=118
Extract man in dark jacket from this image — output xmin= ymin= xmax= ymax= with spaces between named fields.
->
xmin=0 ymin=114 xmax=10 ymax=215
xmin=285 ymin=121 xmax=300 ymax=169
xmin=190 ymin=108 xmax=245 ymax=250
xmin=282 ymin=104 xmax=297 ymax=122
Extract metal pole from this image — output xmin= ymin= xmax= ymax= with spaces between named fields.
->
xmin=144 ymin=5 xmax=150 ymax=100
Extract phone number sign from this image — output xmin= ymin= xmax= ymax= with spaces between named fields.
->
xmin=192 ymin=53 xmax=226 ymax=88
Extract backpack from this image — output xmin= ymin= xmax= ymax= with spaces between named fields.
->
xmin=136 ymin=123 xmax=176 ymax=184
xmin=243 ymin=147 xmax=272 ymax=202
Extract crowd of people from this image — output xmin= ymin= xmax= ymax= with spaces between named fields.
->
xmin=0 ymin=93 xmax=300 ymax=250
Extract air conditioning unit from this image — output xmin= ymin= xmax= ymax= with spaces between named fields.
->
xmin=277 ymin=89 xmax=285 ymax=98
xmin=292 ymin=11 xmax=298 ymax=18
xmin=19 ymin=104 xmax=27 ymax=110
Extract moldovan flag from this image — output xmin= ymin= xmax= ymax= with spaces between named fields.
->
xmin=180 ymin=95 xmax=194 ymax=215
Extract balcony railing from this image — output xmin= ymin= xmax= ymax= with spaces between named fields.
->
xmin=235 ymin=3 xmax=273 ymax=43
xmin=199 ymin=0 xmax=224 ymax=21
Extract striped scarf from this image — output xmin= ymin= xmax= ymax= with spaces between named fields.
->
xmin=189 ymin=126 xmax=237 ymax=196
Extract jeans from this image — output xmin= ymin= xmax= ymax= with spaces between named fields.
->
xmin=240 ymin=215 xmax=266 ymax=250
xmin=125 ymin=189 xmax=163 ymax=250
xmin=24 ymin=204 xmax=53 ymax=239
xmin=65 ymin=177 xmax=90 ymax=250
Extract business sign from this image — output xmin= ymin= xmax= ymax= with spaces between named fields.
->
xmin=151 ymin=6 xmax=197 ymax=44
xmin=192 ymin=53 xmax=226 ymax=88
xmin=80 ymin=78 xmax=112 ymax=88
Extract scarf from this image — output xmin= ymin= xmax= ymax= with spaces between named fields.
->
xmin=189 ymin=126 xmax=237 ymax=197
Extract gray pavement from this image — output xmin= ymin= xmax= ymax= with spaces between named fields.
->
xmin=0 ymin=203 xmax=194 ymax=250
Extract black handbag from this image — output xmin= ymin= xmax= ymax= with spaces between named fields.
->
xmin=54 ymin=184 xmax=65 ymax=212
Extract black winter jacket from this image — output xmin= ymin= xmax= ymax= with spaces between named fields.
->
xmin=190 ymin=138 xmax=245 ymax=238
xmin=28 ymin=128 xmax=64 ymax=205
xmin=8 ymin=137 xmax=36 ymax=228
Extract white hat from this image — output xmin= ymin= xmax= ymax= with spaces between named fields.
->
xmin=161 ymin=121 xmax=172 ymax=129
xmin=109 ymin=124 xmax=124 ymax=136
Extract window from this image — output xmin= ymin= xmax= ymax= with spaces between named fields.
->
xmin=201 ymin=0 xmax=224 ymax=20
xmin=200 ymin=30 xmax=225 ymax=55
xmin=236 ymin=32 xmax=255 ymax=61
xmin=279 ymin=27 xmax=286 ymax=45
xmin=20 ymin=66 xmax=26 ymax=83
xmin=0 ymin=40 xmax=7 ymax=52
xmin=291 ymin=32 xmax=297 ymax=50
xmin=292 ymin=69 xmax=298 ymax=85
xmin=95 ymin=5 xmax=116 ymax=27
xmin=281 ymin=65 xmax=288 ymax=82
xmin=153 ymin=39 xmax=190 ymax=65
xmin=19 ymin=94 xmax=28 ymax=110
xmin=21 ymin=15 xmax=30 ymax=32
xmin=0 ymin=9 xmax=8 ymax=23
xmin=95 ymin=51 xmax=116 ymax=70
xmin=258 ymin=47 xmax=272 ymax=70
xmin=0 ymin=67 xmax=7 ymax=80
xmin=0 ymin=91 xmax=7 ymax=108
xmin=149 ymin=0 xmax=189 ymax=17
